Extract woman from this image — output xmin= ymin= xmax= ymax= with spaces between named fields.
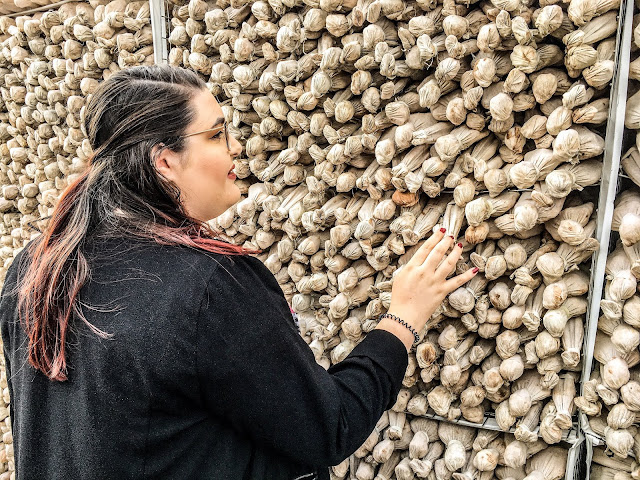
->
xmin=0 ymin=65 xmax=477 ymax=480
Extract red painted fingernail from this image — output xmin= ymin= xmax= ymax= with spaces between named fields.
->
xmin=457 ymin=242 xmax=463 ymax=248
xmin=449 ymin=235 xmax=454 ymax=240
xmin=472 ymin=267 xmax=479 ymax=274
xmin=440 ymin=227 xmax=446 ymax=233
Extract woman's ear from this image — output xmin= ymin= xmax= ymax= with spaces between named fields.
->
xmin=152 ymin=143 xmax=183 ymax=184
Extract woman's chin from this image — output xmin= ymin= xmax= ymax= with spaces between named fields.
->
xmin=203 ymin=187 xmax=243 ymax=222
xmin=226 ymin=185 xmax=242 ymax=209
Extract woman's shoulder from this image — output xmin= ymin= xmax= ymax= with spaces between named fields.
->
xmin=5 ymin=233 xmax=273 ymax=296
xmin=195 ymin=249 xmax=274 ymax=290
xmin=87 ymin=234 xmax=270 ymax=286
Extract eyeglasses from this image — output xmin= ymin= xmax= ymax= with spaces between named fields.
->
xmin=180 ymin=122 xmax=230 ymax=151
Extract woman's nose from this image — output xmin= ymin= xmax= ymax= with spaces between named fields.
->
xmin=229 ymin=133 xmax=242 ymax=158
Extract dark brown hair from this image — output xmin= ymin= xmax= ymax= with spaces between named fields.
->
xmin=18 ymin=65 xmax=251 ymax=381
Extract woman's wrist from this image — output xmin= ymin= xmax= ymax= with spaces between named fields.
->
xmin=380 ymin=313 xmax=420 ymax=345
xmin=374 ymin=317 xmax=414 ymax=352
xmin=386 ymin=306 xmax=425 ymax=332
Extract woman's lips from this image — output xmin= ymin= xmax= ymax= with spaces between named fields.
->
xmin=228 ymin=164 xmax=236 ymax=180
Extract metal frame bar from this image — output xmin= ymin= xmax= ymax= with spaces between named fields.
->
xmin=3 ymin=0 xmax=75 ymax=17
xmin=149 ymin=0 xmax=168 ymax=65
xmin=404 ymin=410 xmax=581 ymax=443
xmin=567 ymin=437 xmax=586 ymax=480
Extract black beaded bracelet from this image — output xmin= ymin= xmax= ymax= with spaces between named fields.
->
xmin=379 ymin=313 xmax=421 ymax=346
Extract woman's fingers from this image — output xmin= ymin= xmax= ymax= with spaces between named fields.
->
xmin=435 ymin=241 xmax=463 ymax=279
xmin=444 ymin=267 xmax=478 ymax=292
xmin=422 ymin=234 xmax=455 ymax=270
xmin=408 ymin=228 xmax=446 ymax=266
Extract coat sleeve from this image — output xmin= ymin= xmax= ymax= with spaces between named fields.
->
xmin=195 ymin=255 xmax=408 ymax=467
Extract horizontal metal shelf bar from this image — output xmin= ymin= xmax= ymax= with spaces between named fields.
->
xmin=404 ymin=410 xmax=581 ymax=446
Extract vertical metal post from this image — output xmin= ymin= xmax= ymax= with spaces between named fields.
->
xmin=566 ymin=437 xmax=586 ymax=480
xmin=149 ymin=0 xmax=168 ymax=65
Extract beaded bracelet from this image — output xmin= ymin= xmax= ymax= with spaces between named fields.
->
xmin=379 ymin=313 xmax=421 ymax=347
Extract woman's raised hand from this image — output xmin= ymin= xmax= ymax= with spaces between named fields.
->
xmin=375 ymin=228 xmax=478 ymax=350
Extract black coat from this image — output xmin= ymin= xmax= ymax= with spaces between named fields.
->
xmin=0 ymin=235 xmax=408 ymax=479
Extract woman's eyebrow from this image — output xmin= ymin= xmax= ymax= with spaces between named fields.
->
xmin=210 ymin=117 xmax=225 ymax=129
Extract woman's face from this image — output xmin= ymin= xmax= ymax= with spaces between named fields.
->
xmin=157 ymin=88 xmax=243 ymax=222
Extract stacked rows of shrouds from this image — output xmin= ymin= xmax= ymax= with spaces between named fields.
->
xmin=0 ymin=2 xmax=153 ymax=478
xmin=576 ymin=174 xmax=640 ymax=476
xmin=0 ymin=0 xmax=152 ymax=274
xmin=571 ymin=17 xmax=640 ymax=476
xmin=329 ymin=412 xmax=569 ymax=479
xmin=160 ymin=0 xmax=618 ymax=476
xmin=0 ymin=0 xmax=625 ymax=475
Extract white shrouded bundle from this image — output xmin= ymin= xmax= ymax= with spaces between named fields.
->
xmin=589 ymin=445 xmax=640 ymax=479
